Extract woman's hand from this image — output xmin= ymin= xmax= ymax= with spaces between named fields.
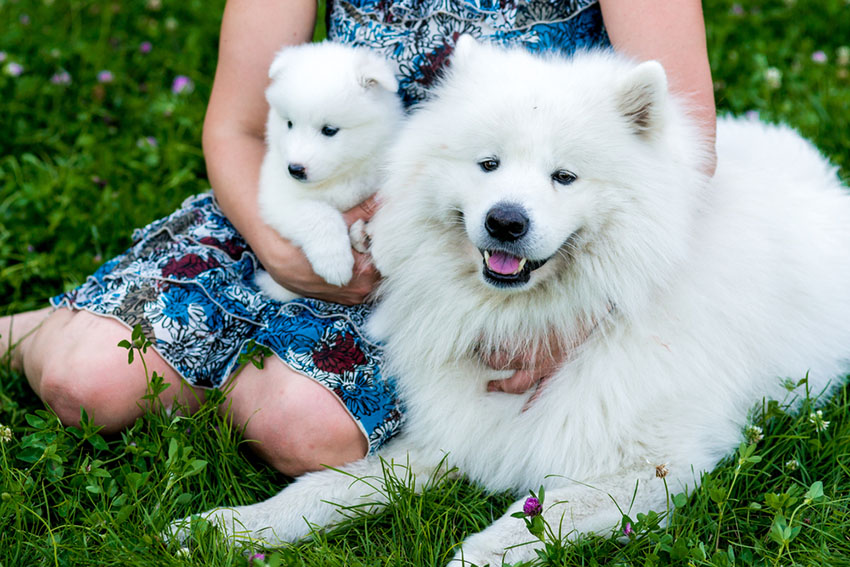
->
xmin=483 ymin=335 xmax=566 ymax=394
xmin=252 ymin=197 xmax=382 ymax=305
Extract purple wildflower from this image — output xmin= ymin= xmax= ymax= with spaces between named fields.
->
xmin=811 ymin=51 xmax=827 ymax=64
xmin=171 ymin=74 xmax=194 ymax=94
xmin=730 ymin=4 xmax=744 ymax=15
xmin=623 ymin=521 xmax=633 ymax=536
xmin=0 ymin=52 xmax=7 ymax=63
xmin=137 ymin=136 xmax=158 ymax=148
xmin=97 ymin=70 xmax=114 ymax=83
xmin=4 ymin=62 xmax=23 ymax=77
xmin=249 ymin=553 xmax=266 ymax=565
xmin=139 ymin=41 xmax=152 ymax=54
xmin=51 ymin=70 xmax=71 ymax=85
xmin=745 ymin=110 xmax=760 ymax=121
xmin=523 ymin=497 xmax=543 ymax=517
xmin=19 ymin=14 xmax=30 ymax=25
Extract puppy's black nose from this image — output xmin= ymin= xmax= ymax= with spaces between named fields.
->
xmin=485 ymin=203 xmax=529 ymax=242
xmin=288 ymin=163 xmax=307 ymax=181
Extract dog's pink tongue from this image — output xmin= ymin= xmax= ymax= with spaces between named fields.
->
xmin=487 ymin=251 xmax=521 ymax=275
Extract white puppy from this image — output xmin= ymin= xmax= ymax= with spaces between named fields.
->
xmin=255 ymin=42 xmax=403 ymax=301
xmin=179 ymin=37 xmax=850 ymax=565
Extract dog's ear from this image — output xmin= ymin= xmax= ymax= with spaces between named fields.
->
xmin=268 ymin=48 xmax=291 ymax=81
xmin=615 ymin=60 xmax=668 ymax=139
xmin=357 ymin=53 xmax=398 ymax=92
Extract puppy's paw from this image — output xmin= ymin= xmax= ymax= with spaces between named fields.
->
xmin=308 ymin=247 xmax=356 ymax=287
xmin=349 ymin=219 xmax=371 ymax=254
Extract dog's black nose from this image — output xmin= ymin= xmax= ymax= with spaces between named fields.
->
xmin=288 ymin=163 xmax=307 ymax=181
xmin=485 ymin=203 xmax=529 ymax=242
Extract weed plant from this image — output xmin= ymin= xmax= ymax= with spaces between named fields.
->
xmin=1 ymin=0 xmax=849 ymax=565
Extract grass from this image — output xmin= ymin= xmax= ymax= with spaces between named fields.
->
xmin=1 ymin=0 xmax=849 ymax=565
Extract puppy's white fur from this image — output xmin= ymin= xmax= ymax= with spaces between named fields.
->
xmin=255 ymin=41 xmax=403 ymax=301
xmin=182 ymin=38 xmax=850 ymax=564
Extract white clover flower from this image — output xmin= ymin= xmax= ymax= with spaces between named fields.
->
xmin=765 ymin=67 xmax=782 ymax=89
xmin=0 ymin=425 xmax=13 ymax=443
xmin=785 ymin=459 xmax=799 ymax=471
xmin=808 ymin=410 xmax=830 ymax=432
xmin=745 ymin=424 xmax=764 ymax=444
xmin=837 ymin=46 xmax=850 ymax=66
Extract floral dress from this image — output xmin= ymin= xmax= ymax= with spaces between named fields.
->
xmin=52 ymin=0 xmax=607 ymax=454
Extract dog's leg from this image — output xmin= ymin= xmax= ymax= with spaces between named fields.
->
xmin=169 ymin=440 xmax=446 ymax=547
xmin=450 ymin=462 xmax=687 ymax=567
xmin=266 ymin=201 xmax=356 ymax=287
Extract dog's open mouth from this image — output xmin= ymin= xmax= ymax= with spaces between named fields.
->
xmin=481 ymin=249 xmax=548 ymax=287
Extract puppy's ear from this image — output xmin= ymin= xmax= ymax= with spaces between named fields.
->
xmin=357 ymin=53 xmax=398 ymax=92
xmin=615 ymin=60 xmax=668 ymax=139
xmin=268 ymin=49 xmax=291 ymax=81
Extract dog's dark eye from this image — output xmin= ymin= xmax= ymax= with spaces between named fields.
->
xmin=551 ymin=169 xmax=577 ymax=186
xmin=287 ymin=120 xmax=293 ymax=129
xmin=478 ymin=158 xmax=500 ymax=172
xmin=321 ymin=125 xmax=340 ymax=137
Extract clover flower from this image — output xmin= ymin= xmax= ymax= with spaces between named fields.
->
xmin=837 ymin=46 xmax=850 ymax=66
xmin=97 ymin=70 xmax=114 ymax=83
xmin=4 ymin=62 xmax=23 ymax=77
xmin=171 ymin=75 xmax=194 ymax=94
xmin=745 ymin=110 xmax=760 ymax=121
xmin=765 ymin=67 xmax=782 ymax=89
xmin=522 ymin=496 xmax=542 ymax=517
xmin=785 ymin=458 xmax=799 ymax=471
xmin=808 ymin=410 xmax=829 ymax=432
xmin=0 ymin=424 xmax=13 ymax=443
xmin=139 ymin=41 xmax=152 ymax=54
xmin=51 ymin=70 xmax=71 ymax=85
xmin=0 ymin=52 xmax=6 ymax=63
xmin=623 ymin=521 xmax=633 ymax=537
xmin=811 ymin=51 xmax=828 ymax=64
xmin=745 ymin=424 xmax=763 ymax=444
xmin=137 ymin=136 xmax=157 ymax=148
xmin=249 ymin=553 xmax=266 ymax=565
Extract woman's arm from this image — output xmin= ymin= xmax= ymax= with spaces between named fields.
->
xmin=203 ymin=0 xmax=379 ymax=305
xmin=600 ymin=0 xmax=717 ymax=173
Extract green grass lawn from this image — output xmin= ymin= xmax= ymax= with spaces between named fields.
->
xmin=2 ymin=0 xmax=850 ymax=565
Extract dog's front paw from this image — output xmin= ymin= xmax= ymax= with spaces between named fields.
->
xmin=166 ymin=507 xmax=280 ymax=547
xmin=307 ymin=247 xmax=356 ymax=287
xmin=448 ymin=525 xmax=540 ymax=567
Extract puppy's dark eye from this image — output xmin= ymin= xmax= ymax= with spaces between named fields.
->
xmin=551 ymin=169 xmax=577 ymax=186
xmin=286 ymin=120 xmax=293 ymax=129
xmin=478 ymin=158 xmax=500 ymax=172
xmin=321 ymin=125 xmax=340 ymax=137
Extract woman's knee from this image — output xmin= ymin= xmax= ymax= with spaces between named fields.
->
xmin=226 ymin=360 xmax=368 ymax=476
xmin=28 ymin=310 xmax=176 ymax=432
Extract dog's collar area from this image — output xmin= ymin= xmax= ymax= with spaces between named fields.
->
xmin=481 ymin=249 xmax=548 ymax=286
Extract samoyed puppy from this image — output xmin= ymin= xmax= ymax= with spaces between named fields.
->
xmin=254 ymin=42 xmax=403 ymax=301
xmin=177 ymin=37 xmax=850 ymax=564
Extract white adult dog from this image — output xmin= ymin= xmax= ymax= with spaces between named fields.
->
xmin=182 ymin=37 xmax=850 ymax=565
xmin=255 ymin=42 xmax=403 ymax=301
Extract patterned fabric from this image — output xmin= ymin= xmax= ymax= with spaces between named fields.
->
xmin=328 ymin=0 xmax=609 ymax=105
xmin=51 ymin=193 xmax=403 ymax=452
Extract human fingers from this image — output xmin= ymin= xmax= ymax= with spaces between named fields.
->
xmin=342 ymin=194 xmax=380 ymax=226
xmin=486 ymin=368 xmax=547 ymax=394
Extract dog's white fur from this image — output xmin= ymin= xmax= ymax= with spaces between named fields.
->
xmin=182 ymin=38 xmax=850 ymax=564
xmin=255 ymin=41 xmax=403 ymax=301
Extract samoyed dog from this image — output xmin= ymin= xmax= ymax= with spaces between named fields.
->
xmin=254 ymin=42 xmax=403 ymax=301
xmin=178 ymin=37 xmax=850 ymax=564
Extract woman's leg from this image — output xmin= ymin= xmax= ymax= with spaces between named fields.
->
xmin=221 ymin=356 xmax=369 ymax=477
xmin=9 ymin=307 xmax=204 ymax=432
xmin=6 ymin=306 xmax=368 ymax=476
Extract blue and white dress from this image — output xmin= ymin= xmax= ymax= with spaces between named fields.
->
xmin=52 ymin=0 xmax=608 ymax=453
